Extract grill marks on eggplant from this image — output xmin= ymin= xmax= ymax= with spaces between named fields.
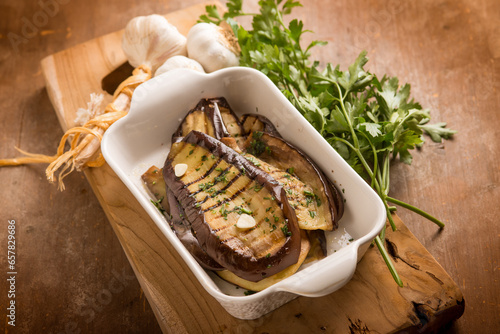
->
xmin=163 ymin=131 xmax=301 ymax=282
xmin=202 ymin=184 xmax=288 ymax=259
xmin=197 ymin=167 xmax=251 ymax=212
xmin=180 ymin=110 xmax=216 ymax=138
xmin=219 ymin=105 xmax=243 ymax=144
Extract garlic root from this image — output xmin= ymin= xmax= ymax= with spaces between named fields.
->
xmin=72 ymin=91 xmax=130 ymax=170
xmin=0 ymin=14 xmax=187 ymax=190
xmin=45 ymin=65 xmax=152 ymax=189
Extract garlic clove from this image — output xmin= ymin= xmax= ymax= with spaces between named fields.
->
xmin=122 ymin=14 xmax=187 ymax=73
xmin=186 ymin=22 xmax=240 ymax=73
xmin=174 ymin=163 xmax=188 ymax=177
xmin=154 ymin=55 xmax=205 ymax=77
xmin=236 ymin=213 xmax=256 ymax=230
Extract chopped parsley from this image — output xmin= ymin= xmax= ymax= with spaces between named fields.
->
xmin=281 ymin=225 xmax=292 ymax=237
xmin=304 ymin=190 xmax=321 ymax=207
xmin=253 ymin=184 xmax=263 ymax=192
xmin=214 ymin=170 xmax=229 ymax=183
xmin=247 ymin=132 xmax=269 ymax=156
xmin=198 ymin=181 xmax=214 ymax=191
xmin=233 ymin=206 xmax=253 ymax=215
xmin=150 ymin=197 xmax=165 ymax=215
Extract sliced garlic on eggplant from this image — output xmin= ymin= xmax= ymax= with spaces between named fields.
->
xmin=236 ymin=214 xmax=256 ymax=229
xmin=174 ymin=163 xmax=188 ymax=177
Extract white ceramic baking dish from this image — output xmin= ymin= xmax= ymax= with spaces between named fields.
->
xmin=101 ymin=67 xmax=386 ymax=320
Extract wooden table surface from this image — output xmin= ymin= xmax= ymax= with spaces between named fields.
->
xmin=0 ymin=0 xmax=498 ymax=333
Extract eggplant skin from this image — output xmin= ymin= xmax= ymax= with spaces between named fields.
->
xmin=165 ymin=187 xmax=224 ymax=271
xmin=163 ymin=131 xmax=301 ymax=282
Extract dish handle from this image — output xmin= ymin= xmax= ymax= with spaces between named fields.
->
xmin=276 ymin=247 xmax=358 ymax=297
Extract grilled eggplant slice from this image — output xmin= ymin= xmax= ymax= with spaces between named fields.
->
xmin=243 ymin=154 xmax=331 ymax=231
xmin=163 ymin=131 xmax=301 ymax=282
xmin=245 ymin=131 xmax=343 ymax=230
xmin=142 ymin=166 xmax=169 ymax=215
xmin=172 ymin=97 xmax=244 ymax=144
xmin=240 ymin=114 xmax=281 ymax=138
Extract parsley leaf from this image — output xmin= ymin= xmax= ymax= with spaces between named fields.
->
xmin=419 ymin=122 xmax=458 ymax=142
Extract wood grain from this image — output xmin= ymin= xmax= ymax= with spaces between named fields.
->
xmin=0 ymin=0 xmax=498 ymax=333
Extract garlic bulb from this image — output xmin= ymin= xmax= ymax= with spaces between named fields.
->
xmin=154 ymin=55 xmax=205 ymax=77
xmin=187 ymin=22 xmax=240 ymax=73
xmin=122 ymin=14 xmax=187 ymax=72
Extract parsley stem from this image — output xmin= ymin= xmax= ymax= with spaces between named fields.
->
xmin=332 ymin=82 xmax=386 ymax=197
xmin=357 ymin=130 xmax=379 ymax=190
xmin=330 ymin=137 xmax=377 ymax=186
xmin=374 ymin=235 xmax=403 ymax=287
xmin=334 ymin=82 xmax=359 ymax=149
xmin=384 ymin=200 xmax=397 ymax=231
xmin=379 ymin=224 xmax=386 ymax=244
xmin=386 ymin=196 xmax=445 ymax=228
xmin=382 ymin=153 xmax=390 ymax=194
xmin=284 ymin=81 xmax=302 ymax=112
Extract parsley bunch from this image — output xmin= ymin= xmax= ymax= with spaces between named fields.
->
xmin=200 ymin=0 xmax=456 ymax=286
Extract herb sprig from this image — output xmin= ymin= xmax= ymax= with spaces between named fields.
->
xmin=200 ymin=0 xmax=456 ymax=286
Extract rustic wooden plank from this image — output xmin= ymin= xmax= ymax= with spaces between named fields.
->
xmin=37 ymin=1 xmax=465 ymax=333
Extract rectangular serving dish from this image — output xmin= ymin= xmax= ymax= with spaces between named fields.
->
xmin=101 ymin=67 xmax=386 ymax=319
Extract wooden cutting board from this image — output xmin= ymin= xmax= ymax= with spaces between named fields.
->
xmin=40 ymin=2 xmax=464 ymax=333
